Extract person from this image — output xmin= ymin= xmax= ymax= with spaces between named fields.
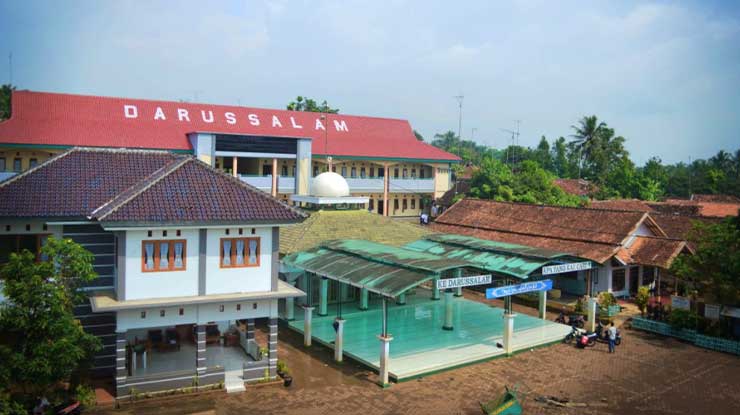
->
xmin=420 ymin=212 xmax=429 ymax=225
xmin=608 ymin=322 xmax=617 ymax=353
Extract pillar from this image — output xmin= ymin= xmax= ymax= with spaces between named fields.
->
xmin=359 ymin=287 xmax=369 ymax=310
xmin=334 ymin=318 xmax=346 ymax=362
xmin=432 ymin=277 xmax=440 ymax=300
xmin=340 ymin=282 xmax=349 ymax=301
xmin=319 ymin=277 xmax=328 ymax=316
xmin=114 ymin=331 xmax=127 ymax=396
xmin=383 ymin=165 xmax=390 ymax=217
xmin=195 ymin=324 xmax=207 ymax=379
xmin=232 ymin=156 xmax=238 ymax=178
xmin=285 ymin=281 xmax=296 ymax=321
xmin=296 ymin=139 xmax=312 ymax=196
xmin=303 ymin=306 xmax=314 ymax=346
xmin=271 ymin=157 xmax=278 ymax=197
xmin=503 ymin=313 xmax=515 ymax=356
xmin=301 ymin=272 xmax=310 ymax=306
xmin=538 ymin=290 xmax=547 ymax=320
xmin=455 ymin=287 xmax=463 ymax=297
xmin=268 ymin=318 xmax=278 ymax=378
xmin=396 ymin=292 xmax=406 ymax=305
xmin=246 ymin=318 xmax=255 ymax=342
xmin=453 ymin=268 xmax=463 ymax=297
xmin=588 ymin=297 xmax=597 ymax=332
xmin=378 ymin=297 xmax=392 ymax=387
xmin=443 ymin=289 xmax=454 ymax=330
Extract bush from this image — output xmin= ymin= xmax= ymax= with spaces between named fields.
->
xmin=574 ymin=297 xmax=585 ymax=314
xmin=75 ymin=384 xmax=96 ymax=408
xmin=550 ymin=289 xmax=561 ymax=299
xmin=667 ymin=308 xmax=701 ymax=330
xmin=635 ymin=286 xmax=650 ymax=316
xmin=598 ymin=292 xmax=617 ymax=307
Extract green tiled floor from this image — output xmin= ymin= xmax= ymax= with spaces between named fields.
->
xmin=287 ymin=289 xmax=571 ymax=380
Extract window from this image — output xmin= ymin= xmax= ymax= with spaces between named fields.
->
xmin=142 ymin=240 xmax=187 ymax=272
xmin=411 ymin=199 xmax=416 ymax=209
xmin=0 ymin=158 xmax=5 ymax=171
xmin=411 ymin=169 xmax=416 ymax=178
xmin=420 ymin=168 xmax=425 ymax=178
xmin=220 ymin=237 xmax=260 ymax=268
xmin=393 ymin=199 xmax=399 ymax=210
xmin=611 ymin=268 xmax=626 ymax=292
xmin=402 ymin=199 xmax=407 ymax=211
xmin=332 ymin=166 xmax=336 ymax=172
xmin=351 ymin=167 xmax=356 ymax=178
xmin=360 ymin=167 xmax=366 ymax=178
xmin=369 ymin=199 xmax=374 ymax=210
xmin=0 ymin=234 xmax=49 ymax=263
xmin=369 ymin=167 xmax=375 ymax=177
xmin=29 ymin=158 xmax=38 ymax=168
xmin=313 ymin=166 xmax=319 ymax=176
xmin=341 ymin=166 xmax=347 ymax=176
xmin=394 ymin=168 xmax=399 ymax=178
xmin=13 ymin=158 xmax=22 ymax=172
xmin=281 ymin=165 xmax=288 ymax=176
xmin=403 ymin=169 xmax=408 ymax=178
xmin=378 ymin=168 xmax=384 ymax=178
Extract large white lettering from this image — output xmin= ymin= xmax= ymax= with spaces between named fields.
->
xmin=177 ymin=108 xmax=190 ymax=122
xmin=272 ymin=115 xmax=283 ymax=128
xmin=290 ymin=117 xmax=303 ymax=129
xmin=201 ymin=110 xmax=214 ymax=123
xmin=248 ymin=114 xmax=260 ymax=126
xmin=224 ymin=112 xmax=237 ymax=125
xmin=124 ymin=105 xmax=138 ymax=119
xmin=315 ymin=119 xmax=325 ymax=131
xmin=333 ymin=119 xmax=349 ymax=132
xmin=154 ymin=107 xmax=166 ymax=121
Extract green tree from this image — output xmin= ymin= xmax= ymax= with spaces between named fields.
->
xmin=534 ymin=136 xmax=553 ymax=172
xmin=551 ymin=137 xmax=571 ymax=178
xmin=286 ymin=96 xmax=339 ymax=113
xmin=0 ymin=84 xmax=14 ymax=121
xmin=671 ymin=216 xmax=740 ymax=305
xmin=570 ymin=115 xmax=607 ymax=178
xmin=635 ymin=286 xmax=650 ymax=316
xmin=413 ymin=130 xmax=424 ymax=141
xmin=0 ymin=237 xmax=101 ymax=409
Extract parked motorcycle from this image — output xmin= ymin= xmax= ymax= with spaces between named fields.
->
xmin=555 ymin=312 xmax=585 ymax=329
xmin=596 ymin=321 xmax=622 ymax=345
xmin=575 ymin=330 xmax=598 ymax=348
xmin=563 ymin=326 xmax=580 ymax=344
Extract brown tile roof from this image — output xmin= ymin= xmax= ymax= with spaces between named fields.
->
xmin=0 ymin=147 xmax=306 ymax=225
xmin=691 ymin=194 xmax=740 ymax=203
xmin=662 ymin=198 xmax=739 ymax=218
xmin=649 ymin=214 xmax=720 ymax=251
xmin=437 ymin=180 xmax=471 ymax=207
xmin=617 ymin=236 xmax=690 ymax=269
xmin=588 ymin=199 xmax=654 ymax=212
xmin=431 ymin=199 xmax=665 ymax=263
xmin=553 ymin=179 xmax=598 ymax=197
xmin=647 ymin=202 xmax=701 ymax=216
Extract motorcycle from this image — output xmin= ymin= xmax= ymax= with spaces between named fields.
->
xmin=563 ymin=326 xmax=580 ymax=344
xmin=596 ymin=322 xmax=622 ymax=346
xmin=555 ymin=312 xmax=585 ymax=329
xmin=575 ymin=330 xmax=598 ymax=348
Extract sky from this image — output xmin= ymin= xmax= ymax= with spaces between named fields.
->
xmin=1 ymin=0 xmax=739 ymax=164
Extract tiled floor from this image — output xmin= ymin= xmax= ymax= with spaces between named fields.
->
xmin=287 ymin=289 xmax=571 ymax=380
xmin=131 ymin=342 xmax=252 ymax=377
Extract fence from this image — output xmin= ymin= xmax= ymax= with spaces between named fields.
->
xmin=632 ymin=317 xmax=740 ymax=355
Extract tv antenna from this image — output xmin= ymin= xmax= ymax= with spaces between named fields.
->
xmin=454 ymin=95 xmax=464 ymax=139
xmin=500 ymin=120 xmax=521 ymax=169
xmin=8 ymin=52 xmax=12 ymax=85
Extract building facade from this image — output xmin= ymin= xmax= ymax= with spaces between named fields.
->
xmin=0 ymin=90 xmax=460 ymax=217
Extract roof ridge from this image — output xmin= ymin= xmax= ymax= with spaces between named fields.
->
xmin=92 ymin=155 xmax=190 ymax=220
xmin=463 ymin=197 xmax=649 ymax=215
xmin=0 ymin=147 xmax=78 ymax=188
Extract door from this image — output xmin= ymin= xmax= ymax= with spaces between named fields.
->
xmin=629 ymin=266 xmax=640 ymax=296
xmin=378 ymin=199 xmax=384 ymax=215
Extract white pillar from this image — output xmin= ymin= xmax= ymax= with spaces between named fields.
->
xmin=443 ymin=290 xmax=454 ymax=330
xmin=285 ymin=280 xmax=296 ymax=321
xmin=588 ymin=298 xmax=597 ymax=332
xmin=377 ymin=334 xmax=393 ymax=387
xmin=503 ymin=313 xmax=515 ymax=356
xmin=303 ymin=306 xmax=314 ymax=347
xmin=538 ymin=290 xmax=547 ymax=320
xmin=334 ymin=318 xmax=346 ymax=362
xmin=455 ymin=286 xmax=463 ymax=297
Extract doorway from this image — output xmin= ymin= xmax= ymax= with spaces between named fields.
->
xmin=378 ymin=200 xmax=384 ymax=215
xmin=629 ymin=267 xmax=639 ymax=296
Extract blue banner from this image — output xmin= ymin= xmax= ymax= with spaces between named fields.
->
xmin=486 ymin=279 xmax=553 ymax=299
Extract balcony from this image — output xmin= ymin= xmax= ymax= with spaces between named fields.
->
xmin=240 ymin=175 xmax=434 ymax=194
xmin=239 ymin=175 xmax=296 ymax=193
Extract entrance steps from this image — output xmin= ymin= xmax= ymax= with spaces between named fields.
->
xmin=225 ymin=370 xmax=246 ymax=393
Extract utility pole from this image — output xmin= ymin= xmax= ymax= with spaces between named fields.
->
xmin=454 ymin=95 xmax=464 ymax=139
xmin=8 ymin=52 xmax=12 ymax=85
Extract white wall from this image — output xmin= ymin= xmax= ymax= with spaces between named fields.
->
xmin=205 ymin=227 xmax=272 ymax=295
xmin=124 ymin=229 xmax=200 ymax=300
xmin=0 ymin=220 xmax=63 ymax=238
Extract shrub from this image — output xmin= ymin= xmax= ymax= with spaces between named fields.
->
xmin=74 ymin=384 xmax=96 ymax=408
xmin=667 ymin=308 xmax=701 ymax=330
xmin=635 ymin=286 xmax=650 ymax=316
xmin=598 ymin=292 xmax=617 ymax=307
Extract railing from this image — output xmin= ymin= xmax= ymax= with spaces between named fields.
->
xmin=241 ymin=174 xmax=434 ymax=194
xmin=239 ymin=175 xmax=295 ymax=192
xmin=632 ymin=317 xmax=740 ymax=355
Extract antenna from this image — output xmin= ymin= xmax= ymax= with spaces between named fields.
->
xmin=500 ymin=121 xmax=521 ymax=169
xmin=454 ymin=95 xmax=464 ymax=139
xmin=8 ymin=52 xmax=12 ymax=85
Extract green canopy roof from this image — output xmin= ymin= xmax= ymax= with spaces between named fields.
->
xmin=403 ymin=234 xmax=576 ymax=280
xmin=281 ymin=239 xmax=474 ymax=297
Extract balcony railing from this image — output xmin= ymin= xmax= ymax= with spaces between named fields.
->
xmin=239 ymin=175 xmax=296 ymax=192
xmin=240 ymin=175 xmax=434 ymax=194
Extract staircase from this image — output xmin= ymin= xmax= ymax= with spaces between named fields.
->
xmin=225 ymin=369 xmax=246 ymax=393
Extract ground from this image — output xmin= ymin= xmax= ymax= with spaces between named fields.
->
xmin=91 ymin=296 xmax=740 ymax=415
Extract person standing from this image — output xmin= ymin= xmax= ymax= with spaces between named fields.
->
xmin=608 ymin=322 xmax=617 ymax=353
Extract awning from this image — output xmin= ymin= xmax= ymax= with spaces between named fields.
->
xmin=281 ymin=239 xmax=475 ymax=298
xmin=403 ymin=234 xmax=582 ymax=279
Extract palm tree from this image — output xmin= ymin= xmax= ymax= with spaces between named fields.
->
xmin=570 ymin=115 xmax=607 ymax=178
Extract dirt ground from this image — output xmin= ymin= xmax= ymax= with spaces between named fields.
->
xmin=92 ymin=297 xmax=740 ymax=415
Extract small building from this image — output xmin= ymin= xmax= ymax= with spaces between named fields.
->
xmin=0 ymin=147 xmax=306 ymax=397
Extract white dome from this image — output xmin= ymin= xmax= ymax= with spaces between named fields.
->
xmin=311 ymin=172 xmax=350 ymax=197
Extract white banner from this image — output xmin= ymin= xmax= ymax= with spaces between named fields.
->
xmin=705 ymin=304 xmax=720 ymax=320
xmin=671 ymin=295 xmax=690 ymax=310
xmin=436 ymin=275 xmax=492 ymax=290
xmin=542 ymin=261 xmax=593 ymax=275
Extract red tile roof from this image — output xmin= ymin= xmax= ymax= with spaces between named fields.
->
xmin=0 ymin=147 xmax=306 ymax=225
xmin=617 ymin=236 xmax=690 ymax=269
xmin=691 ymin=194 xmax=740 ymax=203
xmin=0 ymin=90 xmax=460 ymax=162
xmin=553 ymin=179 xmax=598 ymax=197
xmin=588 ymin=199 xmax=654 ymax=212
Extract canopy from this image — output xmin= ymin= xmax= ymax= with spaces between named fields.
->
xmin=403 ymin=234 xmax=579 ymax=280
xmin=281 ymin=239 xmax=475 ymax=297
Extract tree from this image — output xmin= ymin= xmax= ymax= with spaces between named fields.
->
xmin=534 ymin=136 xmax=553 ymax=172
xmin=286 ymin=96 xmax=339 ymax=113
xmin=413 ymin=130 xmax=424 ymax=141
xmin=635 ymin=286 xmax=650 ymax=316
xmin=570 ymin=115 xmax=607 ymax=178
xmin=671 ymin=216 xmax=740 ymax=306
xmin=0 ymin=237 xmax=101 ymax=409
xmin=0 ymin=84 xmax=14 ymax=121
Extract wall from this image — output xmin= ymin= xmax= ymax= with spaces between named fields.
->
xmin=431 ymin=163 xmax=452 ymax=199
xmin=205 ymin=227 xmax=272 ymax=295
xmin=0 ymin=148 xmax=62 ymax=172
xmin=124 ymin=229 xmax=200 ymax=300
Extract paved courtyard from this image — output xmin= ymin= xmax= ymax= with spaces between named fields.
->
xmin=92 ymin=298 xmax=740 ymax=415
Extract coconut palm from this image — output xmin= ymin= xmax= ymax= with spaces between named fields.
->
xmin=570 ymin=115 xmax=607 ymax=178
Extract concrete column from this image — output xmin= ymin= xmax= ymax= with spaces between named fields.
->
xmin=588 ymin=297 xmax=597 ymax=332
xmin=340 ymin=282 xmax=349 ymax=301
xmin=432 ymin=278 xmax=440 ymax=300
xmin=334 ymin=318 xmax=346 ymax=362
xmin=453 ymin=268 xmax=463 ymax=297
xmin=383 ymin=165 xmax=390 ymax=217
xmin=455 ymin=287 xmax=463 ymax=297
xmin=246 ymin=319 xmax=255 ymax=341
xmin=285 ymin=281 xmax=296 ymax=321
xmin=538 ymin=290 xmax=547 ymax=320
xmin=443 ymin=289 xmax=454 ymax=330
xmin=301 ymin=272 xmax=310 ymax=306
xmin=396 ymin=292 xmax=406 ymax=305
xmin=303 ymin=306 xmax=314 ymax=346
xmin=377 ymin=335 xmax=393 ymax=387
xmin=359 ymin=287 xmax=369 ymax=310
xmin=196 ymin=324 xmax=207 ymax=378
xmin=232 ymin=156 xmax=238 ymax=177
xmin=503 ymin=313 xmax=515 ymax=356
xmin=271 ymin=157 xmax=279 ymax=197
xmin=115 ymin=331 xmax=127 ymax=396
xmin=268 ymin=318 xmax=278 ymax=378
xmin=319 ymin=277 xmax=329 ymax=316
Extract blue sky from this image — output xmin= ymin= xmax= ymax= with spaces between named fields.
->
xmin=1 ymin=0 xmax=738 ymax=164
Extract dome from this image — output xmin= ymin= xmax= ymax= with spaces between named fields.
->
xmin=311 ymin=172 xmax=350 ymax=197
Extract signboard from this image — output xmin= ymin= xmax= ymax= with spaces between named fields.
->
xmin=704 ymin=304 xmax=721 ymax=320
xmin=486 ymin=279 xmax=553 ymax=299
xmin=436 ymin=274 xmax=492 ymax=290
xmin=671 ymin=295 xmax=690 ymax=310
xmin=542 ymin=261 xmax=593 ymax=276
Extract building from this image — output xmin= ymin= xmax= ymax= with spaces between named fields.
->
xmin=553 ymin=178 xmax=598 ymax=198
xmin=0 ymin=90 xmax=460 ymax=217
xmin=431 ymin=199 xmax=691 ymax=298
xmin=0 ymin=147 xmax=306 ymax=397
